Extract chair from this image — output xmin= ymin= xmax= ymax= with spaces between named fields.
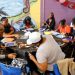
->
xmin=53 ymin=64 xmax=61 ymax=75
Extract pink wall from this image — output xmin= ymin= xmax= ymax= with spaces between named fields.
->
xmin=41 ymin=0 xmax=75 ymax=26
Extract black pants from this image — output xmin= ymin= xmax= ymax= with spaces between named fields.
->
xmin=45 ymin=71 xmax=55 ymax=75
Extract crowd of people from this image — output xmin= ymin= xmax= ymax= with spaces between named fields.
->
xmin=0 ymin=13 xmax=75 ymax=75
xmin=41 ymin=12 xmax=75 ymax=38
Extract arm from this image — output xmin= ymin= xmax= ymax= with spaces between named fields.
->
xmin=9 ymin=27 xmax=15 ymax=34
xmin=5 ymin=27 xmax=14 ymax=35
xmin=0 ymin=53 xmax=16 ymax=59
xmin=29 ymin=53 xmax=48 ymax=72
xmin=66 ymin=26 xmax=71 ymax=34
xmin=55 ymin=25 xmax=60 ymax=32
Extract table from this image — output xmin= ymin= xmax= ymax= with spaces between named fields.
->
xmin=7 ymin=30 xmax=37 ymax=58
xmin=3 ymin=30 xmax=66 ymax=58
xmin=12 ymin=45 xmax=37 ymax=58
xmin=44 ymin=31 xmax=72 ymax=47
xmin=3 ymin=30 xmax=73 ymax=59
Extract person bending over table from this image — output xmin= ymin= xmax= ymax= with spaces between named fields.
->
xmin=59 ymin=18 xmax=75 ymax=58
xmin=58 ymin=18 xmax=75 ymax=58
xmin=19 ymin=32 xmax=65 ymax=75
xmin=61 ymin=18 xmax=75 ymax=59
xmin=56 ymin=19 xmax=71 ymax=36
xmin=0 ymin=25 xmax=16 ymax=63
xmin=1 ymin=17 xmax=15 ymax=35
xmin=23 ymin=16 xmax=35 ymax=29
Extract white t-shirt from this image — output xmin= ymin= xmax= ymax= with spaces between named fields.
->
xmin=36 ymin=35 xmax=65 ymax=71
xmin=70 ymin=22 xmax=74 ymax=27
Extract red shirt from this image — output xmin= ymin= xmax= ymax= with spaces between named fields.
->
xmin=25 ymin=24 xmax=31 ymax=29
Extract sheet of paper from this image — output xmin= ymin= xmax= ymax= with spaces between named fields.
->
xmin=56 ymin=34 xmax=65 ymax=39
xmin=3 ymin=34 xmax=19 ymax=38
xmin=1 ymin=38 xmax=14 ymax=43
xmin=51 ymin=31 xmax=60 ymax=35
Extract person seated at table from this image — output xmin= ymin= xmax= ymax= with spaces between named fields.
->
xmin=71 ymin=17 xmax=75 ymax=37
xmin=23 ymin=16 xmax=35 ymax=29
xmin=56 ymin=19 xmax=75 ymax=59
xmin=0 ymin=25 xmax=16 ymax=62
xmin=1 ymin=17 xmax=15 ymax=34
xmin=69 ymin=18 xmax=75 ymax=58
xmin=70 ymin=18 xmax=75 ymax=59
xmin=19 ymin=32 xmax=65 ymax=75
xmin=56 ymin=19 xmax=71 ymax=36
xmin=46 ymin=12 xmax=56 ymax=30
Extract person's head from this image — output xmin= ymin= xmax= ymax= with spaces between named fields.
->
xmin=27 ymin=32 xmax=43 ymax=47
xmin=49 ymin=12 xmax=54 ymax=19
xmin=60 ymin=19 xmax=66 ymax=27
xmin=23 ymin=16 xmax=31 ymax=24
xmin=72 ymin=17 xmax=75 ymax=27
xmin=42 ymin=21 xmax=46 ymax=25
xmin=1 ymin=17 xmax=8 ymax=26
xmin=0 ymin=24 xmax=4 ymax=37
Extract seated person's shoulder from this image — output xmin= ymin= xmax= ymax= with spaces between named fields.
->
xmin=66 ymin=25 xmax=70 ymax=27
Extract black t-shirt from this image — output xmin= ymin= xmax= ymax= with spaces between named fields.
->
xmin=72 ymin=29 xmax=75 ymax=36
xmin=4 ymin=24 xmax=13 ymax=33
xmin=71 ymin=27 xmax=75 ymax=37
xmin=46 ymin=18 xmax=55 ymax=30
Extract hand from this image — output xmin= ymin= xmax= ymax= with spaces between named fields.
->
xmin=61 ymin=33 xmax=65 ymax=35
xmin=19 ymin=43 xmax=25 ymax=49
xmin=62 ymin=39 xmax=69 ymax=43
xmin=29 ymin=53 xmax=36 ymax=62
xmin=0 ymin=45 xmax=6 ymax=50
xmin=8 ymin=53 xmax=16 ymax=59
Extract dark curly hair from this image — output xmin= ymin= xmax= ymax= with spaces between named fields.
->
xmin=60 ymin=19 xmax=66 ymax=26
xmin=1 ymin=17 xmax=7 ymax=21
xmin=23 ymin=16 xmax=31 ymax=24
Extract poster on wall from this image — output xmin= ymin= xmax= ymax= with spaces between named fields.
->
xmin=0 ymin=0 xmax=37 ymax=23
